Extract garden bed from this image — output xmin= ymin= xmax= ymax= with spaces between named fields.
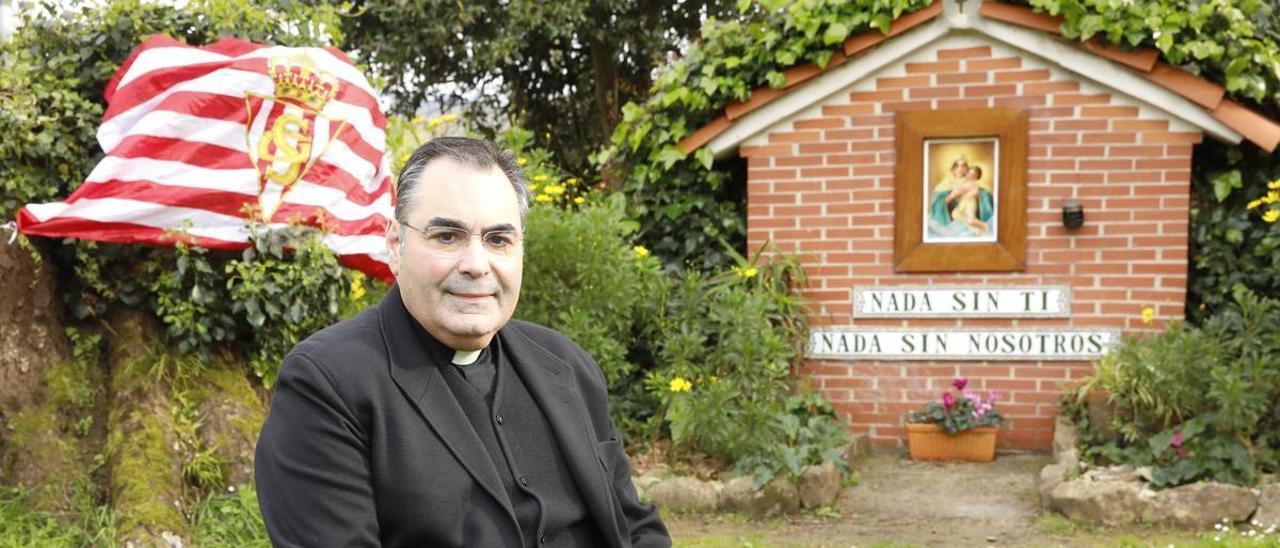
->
xmin=1041 ymin=417 xmax=1280 ymax=530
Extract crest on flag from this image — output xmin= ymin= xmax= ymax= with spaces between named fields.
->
xmin=246 ymin=54 xmax=349 ymax=219
xmin=15 ymin=36 xmax=395 ymax=281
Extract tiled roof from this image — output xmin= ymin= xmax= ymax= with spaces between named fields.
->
xmin=679 ymin=0 xmax=1280 ymax=154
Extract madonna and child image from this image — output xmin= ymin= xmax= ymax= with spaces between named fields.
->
xmin=924 ymin=138 xmax=999 ymax=243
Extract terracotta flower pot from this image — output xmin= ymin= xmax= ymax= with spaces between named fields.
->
xmin=906 ymin=423 xmax=997 ymax=462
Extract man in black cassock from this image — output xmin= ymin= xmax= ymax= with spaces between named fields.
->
xmin=255 ymin=137 xmax=670 ymax=547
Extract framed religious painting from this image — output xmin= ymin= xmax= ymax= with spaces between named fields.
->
xmin=893 ymin=108 xmax=1028 ymax=272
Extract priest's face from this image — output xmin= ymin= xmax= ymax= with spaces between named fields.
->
xmin=386 ymin=158 xmax=523 ymax=351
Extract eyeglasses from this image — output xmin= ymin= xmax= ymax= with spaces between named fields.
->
xmin=401 ymin=223 xmax=523 ymax=257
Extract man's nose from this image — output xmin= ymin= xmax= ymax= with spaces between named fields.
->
xmin=455 ymin=236 xmax=492 ymax=277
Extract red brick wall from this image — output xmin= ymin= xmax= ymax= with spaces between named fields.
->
xmin=742 ymin=44 xmax=1196 ymax=451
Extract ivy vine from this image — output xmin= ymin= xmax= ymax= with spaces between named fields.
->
xmin=604 ymin=0 xmax=934 ymax=269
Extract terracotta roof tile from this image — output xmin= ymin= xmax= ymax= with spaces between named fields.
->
xmin=678 ymin=115 xmax=731 ymax=154
xmin=978 ymin=1 xmax=1061 ymax=34
xmin=1081 ymin=39 xmax=1159 ymax=72
xmin=678 ymin=0 xmax=1280 ymax=154
xmin=725 ymin=87 xmax=786 ymax=121
xmin=843 ymin=29 xmax=889 ymax=57
xmin=782 ymin=63 xmax=823 ymax=89
xmin=1145 ymin=63 xmax=1225 ymax=110
xmin=1213 ymin=100 xmax=1280 ymax=152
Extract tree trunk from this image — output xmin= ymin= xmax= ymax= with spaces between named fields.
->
xmin=0 ymin=240 xmax=70 ymax=427
xmin=587 ymin=29 xmax=623 ymax=190
xmin=1 ymin=242 xmax=269 ymax=544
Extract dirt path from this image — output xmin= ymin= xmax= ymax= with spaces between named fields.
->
xmin=664 ymin=450 xmax=1186 ymax=547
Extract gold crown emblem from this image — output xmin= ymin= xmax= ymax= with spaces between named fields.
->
xmin=270 ymin=54 xmax=338 ymax=111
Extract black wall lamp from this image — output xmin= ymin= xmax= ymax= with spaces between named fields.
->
xmin=1062 ymin=199 xmax=1085 ymax=230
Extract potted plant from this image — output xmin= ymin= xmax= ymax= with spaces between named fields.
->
xmin=904 ymin=378 xmax=1005 ymax=462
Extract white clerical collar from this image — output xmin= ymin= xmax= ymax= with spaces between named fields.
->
xmin=451 ymin=349 xmax=482 ymax=366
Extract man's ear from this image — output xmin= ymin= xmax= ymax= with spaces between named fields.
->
xmin=385 ymin=219 xmax=402 ymax=278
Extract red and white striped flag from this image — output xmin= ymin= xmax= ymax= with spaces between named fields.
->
xmin=16 ymin=35 xmax=394 ymax=281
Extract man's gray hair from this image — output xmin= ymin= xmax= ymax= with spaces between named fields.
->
xmin=394 ymin=137 xmax=530 ymax=225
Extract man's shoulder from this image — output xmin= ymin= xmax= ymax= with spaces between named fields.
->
xmin=504 ymin=319 xmax=578 ymax=355
xmin=288 ymin=305 xmax=387 ymax=375
xmin=503 ymin=319 xmax=607 ymax=385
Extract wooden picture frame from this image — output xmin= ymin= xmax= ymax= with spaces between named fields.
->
xmin=893 ymin=108 xmax=1028 ymax=272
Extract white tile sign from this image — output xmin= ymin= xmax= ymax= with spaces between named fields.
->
xmin=853 ymin=285 xmax=1069 ymax=318
xmin=807 ymin=329 xmax=1120 ymax=361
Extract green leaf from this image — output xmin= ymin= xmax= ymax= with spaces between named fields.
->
xmin=871 ymin=13 xmax=892 ymax=34
xmin=655 ymin=146 xmax=686 ymax=169
xmin=822 ymin=22 xmax=849 ymax=45
xmin=1210 ymin=169 xmax=1242 ymax=202
xmin=695 ymin=148 xmax=715 ymax=170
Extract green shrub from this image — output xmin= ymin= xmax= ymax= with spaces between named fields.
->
xmin=517 ymin=193 xmax=667 ymax=437
xmin=645 ymin=248 xmax=844 ymax=474
xmin=1066 ymin=288 xmax=1280 ymax=487
xmin=733 ymin=393 xmax=852 ymax=488
xmin=1189 ymin=141 xmax=1280 ymax=320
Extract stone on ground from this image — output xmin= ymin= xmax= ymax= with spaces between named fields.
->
xmin=798 ymin=460 xmax=841 ymax=508
xmin=717 ymin=475 xmax=801 ymax=516
xmin=1047 ymin=479 xmax=1148 ymax=526
xmin=1142 ymin=482 xmax=1258 ymax=528
xmin=647 ymin=476 xmax=721 ymax=513
xmin=1253 ymin=484 xmax=1280 ymax=529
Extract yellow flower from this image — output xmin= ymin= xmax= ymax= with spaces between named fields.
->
xmin=1252 ymin=192 xmax=1280 ymax=210
xmin=1264 ymin=209 xmax=1280 ymax=223
xmin=574 ymin=196 xmax=586 ymax=205
xmin=411 ymin=115 xmax=424 ymax=124
xmin=544 ymin=184 xmax=566 ymax=196
xmin=427 ymin=117 xmax=443 ymax=129
xmin=533 ymin=174 xmax=549 ymax=182
xmin=1269 ymin=179 xmax=1280 ymax=190
xmin=633 ymin=245 xmax=650 ymax=259
xmin=349 ymin=274 xmax=366 ymax=300
xmin=733 ymin=265 xmax=759 ymax=278
xmin=517 ymin=157 xmax=528 ymax=166
xmin=668 ymin=377 xmax=692 ymax=393
xmin=1141 ymin=306 xmax=1155 ymax=325
xmin=566 ymin=177 xmax=578 ymax=186
xmin=535 ymin=194 xmax=552 ymax=203
xmin=441 ymin=113 xmax=459 ymax=123
xmin=528 ymin=184 xmax=539 ymax=193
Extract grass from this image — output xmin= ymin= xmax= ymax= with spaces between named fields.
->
xmin=673 ymin=533 xmax=770 ymax=547
xmin=1034 ymin=512 xmax=1082 ymax=535
xmin=0 ymin=483 xmax=269 ymax=547
xmin=0 ymin=487 xmax=118 ymax=547
xmin=189 ymin=484 xmax=270 ymax=547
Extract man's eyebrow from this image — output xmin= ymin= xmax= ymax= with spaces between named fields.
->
xmin=425 ymin=218 xmax=519 ymax=234
xmin=424 ymin=217 xmax=467 ymax=229
xmin=483 ymin=223 xmax=519 ymax=234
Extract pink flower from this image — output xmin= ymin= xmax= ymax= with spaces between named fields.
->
xmin=952 ymin=378 xmax=968 ymax=391
xmin=987 ymin=390 xmax=1000 ymax=402
xmin=942 ymin=392 xmax=955 ymax=409
xmin=1172 ymin=430 xmax=1183 ymax=449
